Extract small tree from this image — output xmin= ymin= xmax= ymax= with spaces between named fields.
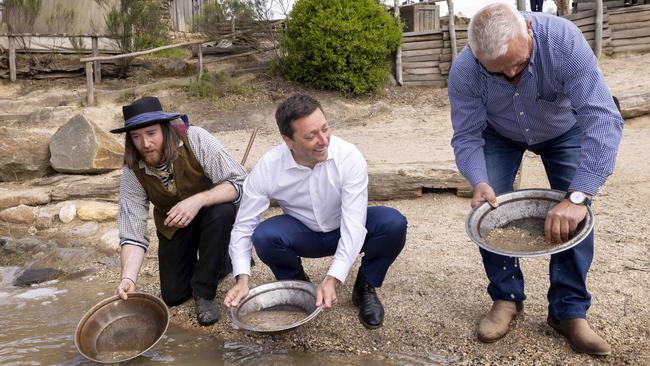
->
xmin=104 ymin=0 xmax=168 ymax=75
xmin=280 ymin=0 xmax=402 ymax=95
xmin=46 ymin=1 xmax=77 ymax=49
xmin=2 ymin=0 xmax=43 ymax=63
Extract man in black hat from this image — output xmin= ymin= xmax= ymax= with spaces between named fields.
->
xmin=111 ymin=96 xmax=247 ymax=326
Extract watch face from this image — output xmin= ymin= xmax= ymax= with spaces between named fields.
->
xmin=569 ymin=191 xmax=586 ymax=204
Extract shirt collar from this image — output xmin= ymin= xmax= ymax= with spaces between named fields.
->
xmin=281 ymin=138 xmax=334 ymax=171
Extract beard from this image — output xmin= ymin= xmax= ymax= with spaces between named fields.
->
xmin=141 ymin=150 xmax=162 ymax=166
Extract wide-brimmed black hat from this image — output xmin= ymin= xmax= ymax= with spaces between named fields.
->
xmin=110 ymin=96 xmax=188 ymax=134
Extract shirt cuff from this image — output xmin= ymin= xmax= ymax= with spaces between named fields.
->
xmin=326 ymin=258 xmax=352 ymax=284
xmin=232 ymin=257 xmax=251 ymax=278
xmin=119 ymin=240 xmax=148 ymax=252
xmin=229 ymin=181 xmax=242 ymax=204
xmin=569 ymin=170 xmax=608 ymax=196
xmin=463 ymin=168 xmax=489 ymax=188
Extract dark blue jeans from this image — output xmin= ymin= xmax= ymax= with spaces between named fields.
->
xmin=251 ymin=206 xmax=407 ymax=287
xmin=530 ymin=0 xmax=544 ymax=12
xmin=481 ymin=124 xmax=594 ymax=320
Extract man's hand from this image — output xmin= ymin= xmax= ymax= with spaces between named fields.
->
xmin=545 ymin=199 xmax=588 ymax=244
xmin=224 ymin=274 xmax=250 ymax=308
xmin=164 ymin=194 xmax=204 ymax=227
xmin=316 ymin=275 xmax=340 ymax=309
xmin=471 ymin=182 xmax=498 ymax=208
xmin=116 ymin=277 xmax=136 ymax=300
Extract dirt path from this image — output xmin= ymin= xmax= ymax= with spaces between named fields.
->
xmin=2 ymin=53 xmax=649 ymax=365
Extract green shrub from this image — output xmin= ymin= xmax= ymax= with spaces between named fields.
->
xmin=280 ymin=0 xmax=402 ymax=95
xmin=185 ymin=71 xmax=252 ymax=99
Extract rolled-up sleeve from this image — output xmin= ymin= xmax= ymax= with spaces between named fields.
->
xmin=229 ymin=163 xmax=270 ymax=277
xmin=118 ymin=167 xmax=150 ymax=251
xmin=188 ymin=126 xmax=248 ymax=203
xmin=561 ymin=35 xmax=624 ymax=196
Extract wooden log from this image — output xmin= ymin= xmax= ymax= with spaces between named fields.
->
xmin=572 ymin=14 xmax=610 ymax=27
xmin=611 ymin=35 xmax=650 ymax=46
xmin=403 ymin=73 xmax=447 ymax=81
xmin=8 ymin=36 xmax=16 ymax=82
xmin=564 ymin=9 xmax=599 ymax=21
xmin=612 ymin=26 xmax=650 ymax=39
xmin=443 ymin=32 xmax=467 ymax=41
xmin=443 ymin=40 xmax=468 ymax=48
xmin=577 ymin=23 xmax=610 ymax=32
xmin=402 ymin=61 xmax=440 ymax=68
xmin=402 ymin=40 xmax=444 ymax=51
xmin=403 ymin=67 xmax=441 ymax=75
xmin=611 ymin=20 xmax=650 ymax=31
xmin=367 ymin=162 xmax=468 ymax=200
xmin=91 ymin=36 xmax=101 ymax=84
xmin=577 ymin=1 xmax=624 ymax=11
xmin=439 ymin=61 xmax=451 ymax=73
xmin=85 ymin=62 xmax=94 ymax=105
xmin=617 ymin=91 xmax=650 ymax=118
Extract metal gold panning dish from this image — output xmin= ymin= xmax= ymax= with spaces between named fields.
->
xmin=230 ymin=280 xmax=322 ymax=333
xmin=465 ymin=189 xmax=594 ymax=257
xmin=75 ymin=292 xmax=169 ymax=363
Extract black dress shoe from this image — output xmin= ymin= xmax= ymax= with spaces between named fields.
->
xmin=351 ymin=272 xmax=384 ymax=329
xmin=194 ymin=296 xmax=219 ymax=326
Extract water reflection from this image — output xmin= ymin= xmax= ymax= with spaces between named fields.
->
xmin=0 ymin=268 xmax=443 ymax=366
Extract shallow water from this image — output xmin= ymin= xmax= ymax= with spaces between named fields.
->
xmin=0 ymin=267 xmax=445 ymax=366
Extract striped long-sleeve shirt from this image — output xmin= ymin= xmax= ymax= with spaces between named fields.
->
xmin=117 ymin=126 xmax=247 ymax=251
xmin=448 ymin=12 xmax=623 ymax=196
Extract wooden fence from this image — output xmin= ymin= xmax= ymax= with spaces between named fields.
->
xmin=400 ymin=27 xmax=466 ymax=87
xmin=609 ymin=4 xmax=650 ymax=54
xmin=563 ymin=8 xmax=613 ymax=53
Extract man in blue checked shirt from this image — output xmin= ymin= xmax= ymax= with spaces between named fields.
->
xmin=448 ymin=4 xmax=623 ymax=355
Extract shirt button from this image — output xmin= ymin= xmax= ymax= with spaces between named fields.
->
xmin=519 ymin=111 xmax=524 ymax=116
xmin=514 ymin=92 xmax=519 ymax=96
xmin=525 ymin=128 xmax=530 ymax=132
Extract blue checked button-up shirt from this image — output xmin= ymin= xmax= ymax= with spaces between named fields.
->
xmin=448 ymin=12 xmax=623 ymax=196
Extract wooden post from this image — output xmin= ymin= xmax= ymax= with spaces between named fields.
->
xmin=395 ymin=0 xmax=403 ymax=86
xmin=447 ymin=0 xmax=457 ymax=62
xmin=92 ymin=35 xmax=102 ymax=83
xmin=8 ymin=35 xmax=16 ymax=82
xmin=198 ymin=44 xmax=203 ymax=78
xmin=241 ymin=127 xmax=259 ymax=166
xmin=595 ymin=0 xmax=603 ymax=58
xmin=516 ymin=0 xmax=527 ymax=10
xmin=85 ymin=62 xmax=94 ymax=105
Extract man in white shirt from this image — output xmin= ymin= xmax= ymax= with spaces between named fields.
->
xmin=224 ymin=94 xmax=407 ymax=329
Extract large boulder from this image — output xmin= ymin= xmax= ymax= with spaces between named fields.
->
xmin=77 ymin=201 xmax=118 ymax=222
xmin=0 ymin=127 xmax=53 ymax=181
xmin=49 ymin=115 xmax=124 ymax=174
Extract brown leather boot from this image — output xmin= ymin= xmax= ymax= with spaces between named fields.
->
xmin=547 ymin=317 xmax=611 ymax=356
xmin=477 ymin=300 xmax=524 ymax=343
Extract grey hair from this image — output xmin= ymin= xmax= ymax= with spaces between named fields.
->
xmin=468 ymin=3 xmax=528 ymax=60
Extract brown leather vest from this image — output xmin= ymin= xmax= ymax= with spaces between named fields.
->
xmin=133 ymin=137 xmax=213 ymax=240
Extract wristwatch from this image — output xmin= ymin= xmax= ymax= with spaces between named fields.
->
xmin=565 ymin=191 xmax=591 ymax=205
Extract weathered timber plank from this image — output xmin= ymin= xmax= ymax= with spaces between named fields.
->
xmin=402 ymin=61 xmax=440 ymax=68
xmin=611 ymin=26 xmax=650 ymax=39
xmin=402 ymin=53 xmax=442 ymax=62
xmin=402 ymin=40 xmax=444 ymax=51
xmin=403 ymin=67 xmax=441 ymax=75
xmin=611 ymin=35 xmax=650 ymax=46
xmin=403 ymin=48 xmax=442 ymax=57
xmin=611 ymin=43 xmax=650 ymax=53
xmin=609 ymin=8 xmax=650 ymax=25
xmin=403 ymin=73 xmax=447 ymax=81
xmin=611 ymin=19 xmax=650 ymax=31
xmin=402 ymin=34 xmax=444 ymax=43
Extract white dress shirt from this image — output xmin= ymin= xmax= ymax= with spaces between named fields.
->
xmin=229 ymin=135 xmax=369 ymax=283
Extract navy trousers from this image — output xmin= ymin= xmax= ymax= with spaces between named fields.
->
xmin=481 ymin=124 xmax=594 ymax=320
xmin=251 ymin=206 xmax=407 ymax=287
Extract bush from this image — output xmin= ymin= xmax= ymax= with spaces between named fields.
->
xmin=280 ymin=0 xmax=402 ymax=95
